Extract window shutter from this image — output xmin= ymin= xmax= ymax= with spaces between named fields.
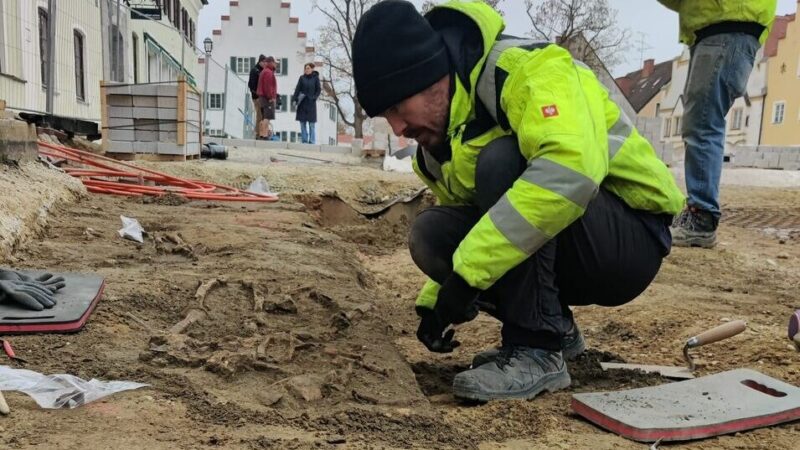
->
xmin=282 ymin=58 xmax=288 ymax=76
xmin=221 ymin=94 xmax=225 ymax=109
xmin=251 ymin=57 xmax=256 ymax=70
xmin=230 ymin=57 xmax=236 ymax=73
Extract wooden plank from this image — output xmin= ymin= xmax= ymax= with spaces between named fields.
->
xmin=106 ymin=153 xmax=187 ymax=162
xmin=139 ymin=153 xmax=187 ymax=162
xmin=177 ymin=78 xmax=186 ymax=147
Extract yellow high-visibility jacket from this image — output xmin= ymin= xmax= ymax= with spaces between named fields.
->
xmin=414 ymin=1 xmax=684 ymax=309
xmin=657 ymin=0 xmax=777 ymax=46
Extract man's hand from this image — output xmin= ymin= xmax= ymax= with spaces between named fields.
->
xmin=434 ymin=273 xmax=480 ymax=325
xmin=416 ymin=307 xmax=460 ymax=353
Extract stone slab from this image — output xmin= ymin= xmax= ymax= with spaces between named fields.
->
xmin=572 ymin=368 xmax=800 ymax=443
xmin=107 ymin=141 xmax=133 ymax=153
xmin=132 ymin=141 xmax=157 ymax=153
xmin=132 ymin=96 xmax=158 ymax=107
xmin=134 ymin=130 xmax=159 ymax=142
xmin=132 ymin=107 xmax=158 ymax=119
xmin=108 ymin=106 xmax=134 ymax=119
xmin=107 ymin=95 xmax=133 ymax=107
xmin=157 ymin=96 xmax=178 ymax=108
xmin=157 ymin=85 xmax=178 ymax=97
xmin=157 ymin=142 xmax=182 ymax=155
xmin=108 ymin=129 xmax=135 ymax=142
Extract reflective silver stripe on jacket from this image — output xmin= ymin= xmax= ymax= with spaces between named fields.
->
xmin=488 ymin=195 xmax=550 ymax=254
xmin=520 ymin=157 xmax=599 ymax=207
xmin=476 ymin=38 xmax=547 ymax=123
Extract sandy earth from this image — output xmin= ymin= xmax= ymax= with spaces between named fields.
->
xmin=0 ymin=154 xmax=799 ymax=449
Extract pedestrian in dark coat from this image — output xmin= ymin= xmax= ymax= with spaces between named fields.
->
xmin=248 ymin=55 xmax=268 ymax=130
xmin=292 ymin=63 xmax=321 ymax=144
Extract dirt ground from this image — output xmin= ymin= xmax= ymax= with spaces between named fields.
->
xmin=1 ymin=155 xmax=799 ymax=449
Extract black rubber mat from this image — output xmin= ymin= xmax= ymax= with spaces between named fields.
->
xmin=0 ymin=271 xmax=104 ymax=334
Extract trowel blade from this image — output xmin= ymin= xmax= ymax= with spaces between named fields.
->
xmin=600 ymin=362 xmax=694 ymax=380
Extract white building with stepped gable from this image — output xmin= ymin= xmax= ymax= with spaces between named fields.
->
xmin=200 ymin=0 xmax=337 ymax=142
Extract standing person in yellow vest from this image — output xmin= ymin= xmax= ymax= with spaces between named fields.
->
xmin=658 ymin=0 xmax=777 ymax=248
xmin=353 ymin=0 xmax=684 ymax=402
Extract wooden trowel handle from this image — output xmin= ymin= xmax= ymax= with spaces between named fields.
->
xmin=686 ymin=320 xmax=747 ymax=348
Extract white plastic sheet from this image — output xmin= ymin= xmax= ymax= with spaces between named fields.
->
xmin=246 ymin=176 xmax=279 ymax=196
xmin=118 ymin=215 xmax=145 ymax=243
xmin=0 ymin=365 xmax=148 ymax=409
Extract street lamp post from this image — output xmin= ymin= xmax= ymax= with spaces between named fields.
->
xmin=203 ymin=37 xmax=213 ymax=136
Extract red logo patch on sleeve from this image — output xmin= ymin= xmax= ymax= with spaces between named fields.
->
xmin=541 ymin=104 xmax=559 ymax=118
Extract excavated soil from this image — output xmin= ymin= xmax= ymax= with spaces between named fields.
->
xmin=1 ymin=160 xmax=799 ymax=449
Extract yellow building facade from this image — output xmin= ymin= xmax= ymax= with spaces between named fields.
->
xmin=761 ymin=7 xmax=800 ymax=146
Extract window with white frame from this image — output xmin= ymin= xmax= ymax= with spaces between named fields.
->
xmin=207 ymin=129 xmax=225 ymax=137
xmin=38 ymin=7 xmax=49 ymax=87
xmin=773 ymin=102 xmax=785 ymax=124
xmin=673 ymin=116 xmax=681 ymax=136
xmin=731 ymin=108 xmax=743 ymax=130
xmin=278 ymin=94 xmax=288 ymax=112
xmin=275 ymin=58 xmax=288 ymax=76
xmin=74 ymin=30 xmax=86 ymax=101
xmin=662 ymin=117 xmax=671 ymax=138
xmin=232 ymin=57 xmax=251 ymax=75
xmin=206 ymin=93 xmax=224 ymax=110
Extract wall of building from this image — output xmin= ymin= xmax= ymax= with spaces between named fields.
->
xmin=638 ymin=89 xmax=666 ymax=119
xmin=129 ymin=0 xmax=204 ymax=87
xmin=761 ymin=9 xmax=800 ymax=146
xmin=0 ymin=0 xmax=104 ymax=121
xmin=201 ymin=0 xmax=336 ymax=143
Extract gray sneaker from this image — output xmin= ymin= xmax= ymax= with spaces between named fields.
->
xmin=471 ymin=323 xmax=586 ymax=368
xmin=453 ymin=346 xmax=571 ymax=401
xmin=671 ymin=207 xmax=718 ymax=248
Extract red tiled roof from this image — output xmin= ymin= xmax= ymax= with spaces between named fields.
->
xmin=764 ymin=14 xmax=796 ymax=57
xmin=281 ymin=2 xmax=290 ymax=8
xmin=614 ymin=59 xmax=672 ymax=113
xmin=221 ymin=15 xmax=230 ymax=21
xmin=298 ymin=31 xmax=307 ymax=38
xmin=289 ymin=17 xmax=299 ymax=23
xmin=229 ymin=1 xmax=238 ymax=6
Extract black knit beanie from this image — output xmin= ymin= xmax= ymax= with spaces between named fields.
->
xmin=353 ymin=0 xmax=449 ymax=117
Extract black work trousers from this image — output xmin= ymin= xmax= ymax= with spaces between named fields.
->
xmin=408 ymin=136 xmax=672 ymax=350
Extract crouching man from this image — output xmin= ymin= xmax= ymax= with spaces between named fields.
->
xmin=352 ymin=0 xmax=685 ymax=401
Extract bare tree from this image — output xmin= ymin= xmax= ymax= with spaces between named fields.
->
xmin=524 ymin=0 xmax=630 ymax=71
xmin=314 ymin=0 xmax=380 ymax=139
xmin=421 ymin=0 xmax=504 ymax=15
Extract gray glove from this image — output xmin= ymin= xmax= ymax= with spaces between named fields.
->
xmin=0 ymin=270 xmax=66 ymax=293
xmin=0 ymin=279 xmax=57 ymax=311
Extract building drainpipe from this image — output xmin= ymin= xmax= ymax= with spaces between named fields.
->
xmin=45 ymin=0 xmax=56 ymax=116
xmin=222 ymin=64 xmax=229 ymax=136
xmin=757 ymin=90 xmax=766 ymax=145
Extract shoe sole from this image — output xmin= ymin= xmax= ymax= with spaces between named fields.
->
xmin=672 ymin=237 xmax=717 ymax=249
xmin=453 ymin=371 xmax=572 ymax=402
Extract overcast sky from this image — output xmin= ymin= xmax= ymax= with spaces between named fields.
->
xmin=198 ymin=0 xmax=800 ymax=77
